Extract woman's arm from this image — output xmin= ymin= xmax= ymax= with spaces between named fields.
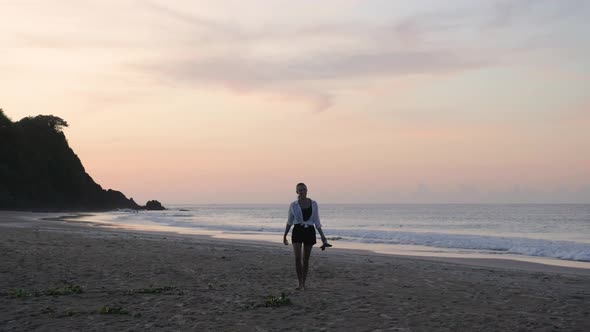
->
xmin=313 ymin=201 xmax=326 ymax=243
xmin=284 ymin=204 xmax=294 ymax=245
xmin=283 ymin=224 xmax=292 ymax=245
xmin=317 ymin=227 xmax=327 ymax=244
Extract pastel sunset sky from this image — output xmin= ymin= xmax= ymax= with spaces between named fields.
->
xmin=2 ymin=0 xmax=589 ymax=204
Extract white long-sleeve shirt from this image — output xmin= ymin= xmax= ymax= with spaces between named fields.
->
xmin=287 ymin=199 xmax=322 ymax=228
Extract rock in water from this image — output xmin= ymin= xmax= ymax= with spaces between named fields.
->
xmin=145 ymin=200 xmax=166 ymax=210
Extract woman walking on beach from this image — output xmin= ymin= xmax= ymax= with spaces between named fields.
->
xmin=283 ymin=183 xmax=330 ymax=290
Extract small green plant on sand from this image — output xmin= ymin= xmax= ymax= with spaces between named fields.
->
xmin=99 ymin=306 xmax=129 ymax=315
xmin=57 ymin=310 xmax=80 ymax=318
xmin=43 ymin=284 xmax=83 ymax=296
xmin=8 ymin=288 xmax=32 ymax=298
xmin=125 ymin=286 xmax=176 ymax=295
xmin=8 ymin=284 xmax=83 ymax=298
xmin=264 ymin=292 xmax=292 ymax=307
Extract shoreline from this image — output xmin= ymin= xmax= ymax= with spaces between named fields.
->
xmin=36 ymin=211 xmax=590 ymax=275
xmin=1 ymin=212 xmax=589 ymax=331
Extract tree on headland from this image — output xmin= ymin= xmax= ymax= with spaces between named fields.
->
xmin=0 ymin=109 xmax=11 ymax=127
xmin=19 ymin=114 xmax=69 ymax=132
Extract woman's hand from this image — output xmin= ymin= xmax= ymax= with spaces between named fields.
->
xmin=283 ymin=236 xmax=289 ymax=245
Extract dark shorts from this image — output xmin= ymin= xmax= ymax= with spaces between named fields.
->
xmin=292 ymin=224 xmax=317 ymax=245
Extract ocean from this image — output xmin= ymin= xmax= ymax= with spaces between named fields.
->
xmin=88 ymin=204 xmax=590 ymax=268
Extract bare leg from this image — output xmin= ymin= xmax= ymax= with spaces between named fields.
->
xmin=302 ymin=244 xmax=313 ymax=289
xmin=292 ymin=242 xmax=303 ymax=289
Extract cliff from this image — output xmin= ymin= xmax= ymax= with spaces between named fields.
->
xmin=0 ymin=109 xmax=162 ymax=211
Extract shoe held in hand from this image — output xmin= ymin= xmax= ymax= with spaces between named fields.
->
xmin=320 ymin=242 xmax=332 ymax=251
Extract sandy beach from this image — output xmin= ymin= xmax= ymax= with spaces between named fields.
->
xmin=1 ymin=213 xmax=589 ymax=331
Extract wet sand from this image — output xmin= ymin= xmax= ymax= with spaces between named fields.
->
xmin=1 ymin=212 xmax=589 ymax=331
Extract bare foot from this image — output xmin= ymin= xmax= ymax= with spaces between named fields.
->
xmin=296 ymin=283 xmax=304 ymax=290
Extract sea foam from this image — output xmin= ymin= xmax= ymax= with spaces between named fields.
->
xmin=110 ymin=210 xmax=590 ymax=262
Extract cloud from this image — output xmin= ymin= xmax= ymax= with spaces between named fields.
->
xmin=486 ymin=0 xmax=588 ymax=29
xmin=135 ymin=47 xmax=488 ymax=113
xmin=133 ymin=1 xmax=588 ymax=112
xmin=142 ymin=49 xmax=485 ymax=82
xmin=272 ymin=89 xmax=333 ymax=113
xmin=134 ymin=2 xmax=496 ymax=112
xmin=7 ymin=1 xmax=587 ymax=112
xmin=141 ymin=0 xmax=241 ymax=40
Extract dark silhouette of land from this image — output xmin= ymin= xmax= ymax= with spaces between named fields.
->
xmin=0 ymin=109 xmax=164 ymax=211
